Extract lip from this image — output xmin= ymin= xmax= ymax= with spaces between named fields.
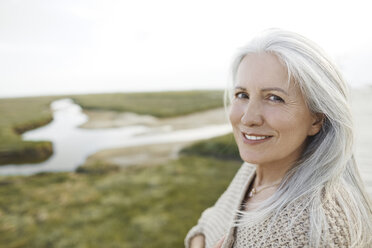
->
xmin=240 ymin=132 xmax=273 ymax=145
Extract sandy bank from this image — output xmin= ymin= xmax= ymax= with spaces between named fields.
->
xmin=84 ymin=141 xmax=196 ymax=169
xmin=80 ymin=107 xmax=229 ymax=130
xmin=80 ymin=107 xmax=230 ymax=169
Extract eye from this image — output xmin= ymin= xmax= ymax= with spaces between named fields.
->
xmin=234 ymin=92 xmax=249 ymax=99
xmin=268 ymin=94 xmax=284 ymax=103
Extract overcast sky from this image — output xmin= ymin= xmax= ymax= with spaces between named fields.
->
xmin=1 ymin=0 xmax=372 ymax=98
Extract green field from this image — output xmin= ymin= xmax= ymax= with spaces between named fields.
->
xmin=0 ymin=154 xmax=242 ymax=248
xmin=0 ymin=96 xmax=59 ymax=165
xmin=0 ymin=90 xmax=242 ymax=247
xmin=0 ymin=90 xmax=225 ymax=165
xmin=71 ymin=90 xmax=224 ymax=118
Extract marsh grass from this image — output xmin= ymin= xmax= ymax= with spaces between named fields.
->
xmin=70 ymin=90 xmax=224 ymax=118
xmin=0 ymin=90 xmax=224 ymax=165
xmin=0 ymin=155 xmax=241 ymax=248
xmin=0 ymin=96 xmax=59 ymax=165
xmin=180 ymin=133 xmax=241 ymax=161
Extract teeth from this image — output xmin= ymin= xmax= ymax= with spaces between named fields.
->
xmin=244 ymin=134 xmax=270 ymax=140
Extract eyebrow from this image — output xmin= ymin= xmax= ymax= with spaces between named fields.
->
xmin=234 ymin=86 xmax=288 ymax=96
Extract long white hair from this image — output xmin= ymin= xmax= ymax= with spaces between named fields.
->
xmin=224 ymin=29 xmax=372 ymax=247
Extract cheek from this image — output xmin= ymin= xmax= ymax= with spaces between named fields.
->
xmin=229 ymin=104 xmax=243 ymax=124
xmin=272 ymin=110 xmax=312 ymax=141
xmin=265 ymin=108 xmax=305 ymax=135
xmin=264 ymin=108 xmax=288 ymax=127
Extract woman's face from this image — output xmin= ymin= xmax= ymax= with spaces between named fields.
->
xmin=229 ymin=53 xmax=322 ymax=168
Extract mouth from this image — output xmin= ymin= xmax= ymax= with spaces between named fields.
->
xmin=241 ymin=132 xmax=273 ymax=144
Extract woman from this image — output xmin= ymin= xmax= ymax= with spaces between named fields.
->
xmin=185 ymin=29 xmax=372 ymax=248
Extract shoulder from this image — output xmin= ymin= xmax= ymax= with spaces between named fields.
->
xmin=322 ymin=196 xmax=351 ymax=247
xmin=286 ymin=195 xmax=351 ymax=247
xmin=273 ymin=196 xmax=351 ymax=247
xmin=221 ymin=161 xmax=255 ymax=193
xmin=234 ymin=199 xmax=312 ymax=247
xmin=288 ymin=195 xmax=351 ymax=247
xmin=215 ymin=161 xmax=255 ymax=206
xmin=185 ymin=162 xmax=256 ymax=248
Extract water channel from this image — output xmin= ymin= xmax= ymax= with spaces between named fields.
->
xmin=0 ymin=99 xmax=232 ymax=175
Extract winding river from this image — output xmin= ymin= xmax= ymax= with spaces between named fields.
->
xmin=0 ymin=99 xmax=232 ymax=175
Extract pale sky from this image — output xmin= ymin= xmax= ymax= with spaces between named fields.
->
xmin=1 ymin=0 xmax=372 ymax=98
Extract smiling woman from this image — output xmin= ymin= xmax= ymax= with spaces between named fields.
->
xmin=185 ymin=29 xmax=372 ymax=248
xmin=230 ymin=53 xmax=323 ymax=170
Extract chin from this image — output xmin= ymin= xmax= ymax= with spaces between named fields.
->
xmin=239 ymin=152 xmax=262 ymax=165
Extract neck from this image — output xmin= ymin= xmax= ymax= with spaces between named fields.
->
xmin=252 ymin=145 xmax=305 ymax=187
xmin=253 ymin=162 xmax=292 ymax=187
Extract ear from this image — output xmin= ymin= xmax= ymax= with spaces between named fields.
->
xmin=308 ymin=113 xmax=324 ymax=136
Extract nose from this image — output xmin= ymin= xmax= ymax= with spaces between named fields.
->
xmin=240 ymin=99 xmax=264 ymax=127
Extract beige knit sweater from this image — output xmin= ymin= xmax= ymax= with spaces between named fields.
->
xmin=184 ymin=162 xmax=351 ymax=248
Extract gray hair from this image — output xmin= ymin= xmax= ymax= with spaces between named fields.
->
xmin=224 ymin=29 xmax=372 ymax=247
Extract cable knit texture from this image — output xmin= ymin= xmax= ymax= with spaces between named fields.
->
xmin=184 ymin=162 xmax=351 ymax=248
